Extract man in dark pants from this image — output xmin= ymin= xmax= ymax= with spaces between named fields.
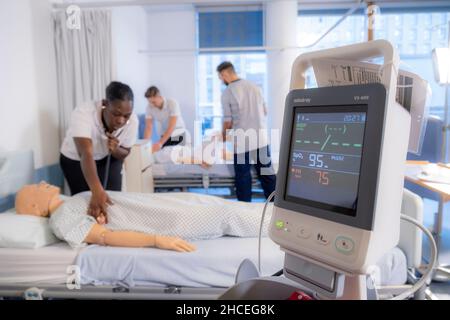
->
xmin=234 ymin=146 xmax=277 ymax=201
xmin=217 ymin=61 xmax=276 ymax=202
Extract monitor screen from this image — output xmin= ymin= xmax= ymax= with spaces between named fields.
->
xmin=285 ymin=107 xmax=367 ymax=216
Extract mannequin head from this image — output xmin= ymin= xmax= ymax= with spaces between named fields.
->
xmin=15 ymin=182 xmax=64 ymax=217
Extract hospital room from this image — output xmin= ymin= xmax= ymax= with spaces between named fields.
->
xmin=1 ymin=0 xmax=450 ymax=306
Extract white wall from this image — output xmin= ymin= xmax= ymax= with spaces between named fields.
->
xmin=0 ymin=0 xmax=59 ymax=169
xmin=145 ymin=5 xmax=198 ymax=143
xmin=266 ymin=0 xmax=299 ymax=153
xmin=112 ymin=6 xmax=150 ymax=116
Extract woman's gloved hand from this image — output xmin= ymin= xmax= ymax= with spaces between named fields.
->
xmin=155 ymin=235 xmax=196 ymax=252
xmin=88 ymin=189 xmax=113 ymax=224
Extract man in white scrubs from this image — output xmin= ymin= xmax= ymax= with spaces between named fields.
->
xmin=143 ymin=86 xmax=186 ymax=153
xmin=60 ymin=81 xmax=138 ymax=223
xmin=217 ymin=61 xmax=276 ymax=202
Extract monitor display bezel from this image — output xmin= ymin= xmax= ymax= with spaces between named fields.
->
xmin=274 ymin=84 xmax=386 ymax=231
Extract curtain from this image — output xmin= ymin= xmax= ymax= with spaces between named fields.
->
xmin=53 ymin=9 xmax=113 ymax=141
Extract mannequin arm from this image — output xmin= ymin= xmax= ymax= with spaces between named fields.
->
xmin=178 ymin=156 xmax=212 ymax=169
xmin=85 ymin=224 xmax=196 ymax=252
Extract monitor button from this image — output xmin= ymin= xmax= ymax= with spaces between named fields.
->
xmin=315 ymin=232 xmax=330 ymax=245
xmin=297 ymin=226 xmax=311 ymax=239
xmin=275 ymin=220 xmax=284 ymax=230
xmin=335 ymin=236 xmax=355 ymax=255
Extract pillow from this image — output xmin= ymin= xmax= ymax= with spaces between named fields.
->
xmin=0 ymin=212 xmax=59 ymax=249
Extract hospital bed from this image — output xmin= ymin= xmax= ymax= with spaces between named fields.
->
xmin=0 ymin=236 xmax=281 ymax=300
xmin=0 ymin=188 xmax=424 ymax=300
xmin=123 ymin=140 xmax=261 ymax=196
xmin=151 ymin=163 xmax=260 ymax=193
xmin=0 ymin=146 xmax=278 ymax=300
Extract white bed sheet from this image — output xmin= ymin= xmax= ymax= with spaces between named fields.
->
xmin=0 ymin=242 xmax=80 ymax=285
xmin=77 ymin=237 xmax=284 ymax=288
xmin=76 ymin=238 xmax=407 ymax=289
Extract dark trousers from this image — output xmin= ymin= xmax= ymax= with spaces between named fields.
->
xmin=60 ymin=154 xmax=123 ymax=196
xmin=233 ymin=145 xmax=277 ymax=202
xmin=162 ymin=134 xmax=184 ymax=148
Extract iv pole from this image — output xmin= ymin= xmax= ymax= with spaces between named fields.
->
xmin=441 ymin=21 xmax=450 ymax=164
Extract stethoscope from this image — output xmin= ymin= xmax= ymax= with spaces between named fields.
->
xmin=101 ymin=106 xmax=129 ymax=189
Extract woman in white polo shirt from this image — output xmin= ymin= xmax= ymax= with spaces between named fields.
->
xmin=60 ymin=81 xmax=138 ymax=222
xmin=143 ymin=86 xmax=186 ymax=153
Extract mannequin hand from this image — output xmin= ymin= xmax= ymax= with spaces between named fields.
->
xmin=106 ymin=132 xmax=119 ymax=153
xmin=96 ymin=214 xmax=107 ymax=225
xmin=155 ymin=235 xmax=196 ymax=252
xmin=152 ymin=142 xmax=162 ymax=153
xmin=88 ymin=190 xmax=113 ymax=224
xmin=200 ymin=162 xmax=212 ymax=169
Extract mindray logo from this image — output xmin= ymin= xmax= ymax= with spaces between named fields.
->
xmin=294 ymin=98 xmax=311 ymax=103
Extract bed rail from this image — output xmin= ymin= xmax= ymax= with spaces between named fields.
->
xmin=0 ymin=284 xmax=226 ymax=300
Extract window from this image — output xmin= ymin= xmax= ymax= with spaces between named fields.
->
xmin=197 ymin=53 xmax=267 ymax=137
xmin=198 ymin=11 xmax=263 ymax=48
xmin=373 ymin=10 xmax=450 ymax=118
xmin=296 ymin=14 xmax=366 ymax=50
xmin=297 ymin=9 xmax=450 ymax=118
xmin=296 ymin=14 xmax=366 ymax=88
xmin=197 ymin=10 xmax=266 ymax=138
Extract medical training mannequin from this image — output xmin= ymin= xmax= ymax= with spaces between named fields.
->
xmin=153 ymin=133 xmax=233 ymax=168
xmin=15 ymin=183 xmax=269 ymax=252
xmin=15 ymin=183 xmax=195 ymax=252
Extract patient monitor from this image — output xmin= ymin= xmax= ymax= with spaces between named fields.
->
xmin=269 ymin=40 xmax=411 ymax=299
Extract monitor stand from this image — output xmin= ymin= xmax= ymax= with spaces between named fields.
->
xmin=283 ymin=252 xmax=372 ymax=300
xmin=218 ymin=254 xmax=377 ymax=300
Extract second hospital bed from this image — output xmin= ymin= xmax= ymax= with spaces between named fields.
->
xmin=123 ymin=140 xmax=264 ymax=194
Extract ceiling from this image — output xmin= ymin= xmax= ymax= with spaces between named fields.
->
xmin=51 ymin=0 xmax=450 ymax=10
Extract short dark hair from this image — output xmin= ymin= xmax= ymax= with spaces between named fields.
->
xmin=145 ymin=86 xmax=160 ymax=98
xmin=105 ymin=81 xmax=134 ymax=102
xmin=216 ymin=61 xmax=235 ymax=73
